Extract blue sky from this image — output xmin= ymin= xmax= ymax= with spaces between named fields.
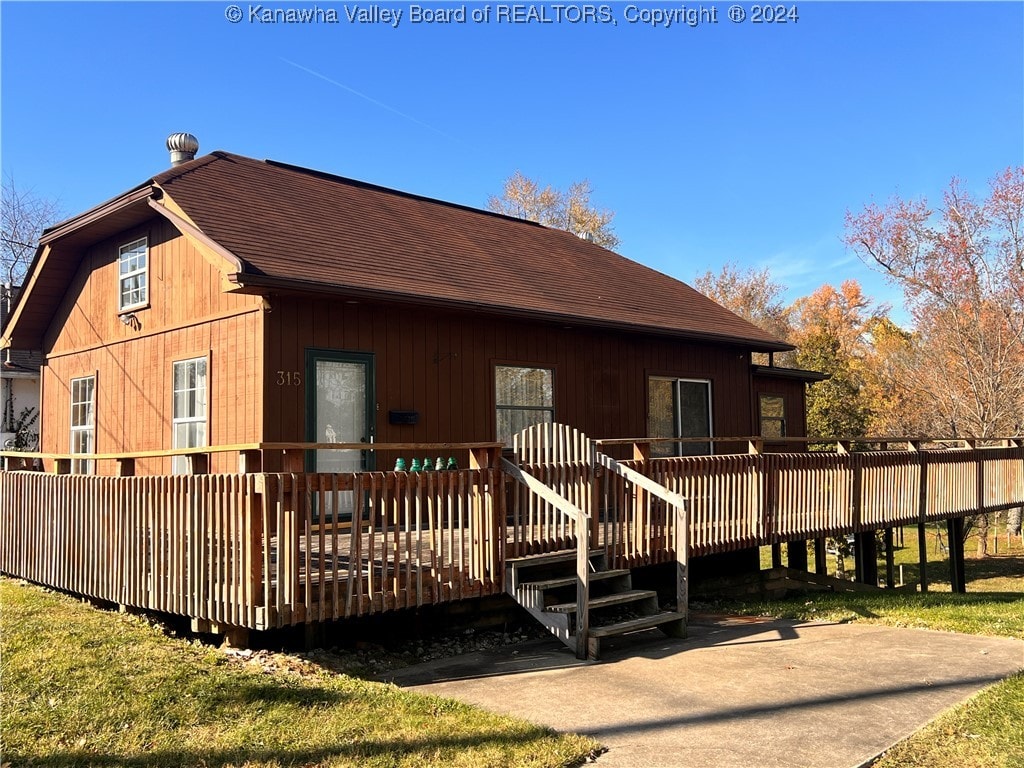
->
xmin=2 ymin=1 xmax=1022 ymax=321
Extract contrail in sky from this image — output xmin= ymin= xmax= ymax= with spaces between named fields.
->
xmin=279 ymin=57 xmax=452 ymax=139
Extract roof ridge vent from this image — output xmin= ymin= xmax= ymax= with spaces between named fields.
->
xmin=167 ymin=133 xmax=199 ymax=166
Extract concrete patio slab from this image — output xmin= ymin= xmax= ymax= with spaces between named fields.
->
xmin=383 ymin=615 xmax=1024 ymax=768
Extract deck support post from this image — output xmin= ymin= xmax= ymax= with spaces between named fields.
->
xmin=674 ymin=502 xmax=688 ymax=638
xmin=917 ymin=522 xmax=929 ymax=592
xmin=469 ymin=446 xmax=501 ymax=470
xmin=283 ymin=448 xmax=305 ymax=473
xmin=884 ymin=528 xmax=895 ymax=588
xmin=917 ymin=451 xmax=930 ymax=593
xmin=239 ymin=449 xmax=262 ymax=474
xmin=632 ymin=440 xmax=651 ymax=462
xmin=946 ymin=516 xmax=967 ymax=593
xmin=770 ymin=543 xmax=782 ymax=568
xmin=304 ymin=622 xmax=325 ymax=651
xmin=188 ymin=453 xmax=209 ymax=475
xmin=787 ymin=540 xmax=808 ymax=572
xmin=223 ymin=627 xmax=250 ymax=648
xmin=853 ymin=531 xmax=877 ymax=586
xmin=814 ymin=537 xmax=828 ymax=574
xmin=576 ymin=524 xmax=590 ymax=660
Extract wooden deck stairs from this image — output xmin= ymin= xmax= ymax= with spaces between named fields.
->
xmin=506 ymin=549 xmax=687 ymax=660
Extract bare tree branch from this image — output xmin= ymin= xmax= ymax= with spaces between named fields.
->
xmin=2 ymin=173 xmax=64 ymax=288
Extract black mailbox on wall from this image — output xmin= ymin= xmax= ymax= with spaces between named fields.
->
xmin=389 ymin=410 xmax=419 ymax=426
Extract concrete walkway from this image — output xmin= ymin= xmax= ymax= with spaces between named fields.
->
xmin=384 ymin=616 xmax=1024 ymax=768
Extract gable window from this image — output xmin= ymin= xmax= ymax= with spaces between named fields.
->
xmin=759 ymin=394 xmax=786 ymax=439
xmin=495 ymin=365 xmax=554 ymax=446
xmin=648 ymin=377 xmax=712 ymax=457
xmin=172 ymin=357 xmax=207 ymax=474
xmin=118 ymin=237 xmax=148 ymax=311
xmin=70 ymin=375 xmax=96 ymax=474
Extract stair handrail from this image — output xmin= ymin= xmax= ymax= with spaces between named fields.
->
xmin=501 ymin=456 xmax=591 ymax=659
xmin=595 ymin=451 xmax=690 ymax=623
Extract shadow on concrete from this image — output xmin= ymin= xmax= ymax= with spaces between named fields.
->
xmin=382 ymin=615 xmax=821 ymax=686
xmin=584 ymin=672 xmax=1011 ymax=739
xmin=382 ymin=614 xmax=1024 ymax=768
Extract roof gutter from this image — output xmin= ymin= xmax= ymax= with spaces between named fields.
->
xmin=228 ymin=272 xmax=795 ymax=353
xmin=39 ymin=185 xmax=155 ymax=245
xmin=751 ymin=364 xmax=828 ymax=382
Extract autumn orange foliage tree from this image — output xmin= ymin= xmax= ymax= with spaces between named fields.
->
xmin=789 ymin=280 xmax=887 ymax=440
xmin=693 ymin=263 xmax=795 ymax=366
xmin=845 ymin=167 xmax=1024 ymax=438
xmin=846 ymin=167 xmax=1024 ymax=555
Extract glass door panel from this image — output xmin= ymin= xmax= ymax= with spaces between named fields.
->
xmin=306 ymin=350 xmax=375 ymax=519
xmin=647 ymin=377 xmax=712 ymax=457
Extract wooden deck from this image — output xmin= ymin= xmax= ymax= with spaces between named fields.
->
xmin=1 ymin=436 xmax=1022 ymax=635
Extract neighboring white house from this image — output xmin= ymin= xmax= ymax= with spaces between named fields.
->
xmin=1 ymin=285 xmax=41 ymax=449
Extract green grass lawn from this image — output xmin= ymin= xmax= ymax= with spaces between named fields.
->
xmin=0 ymin=578 xmax=599 ymax=768
xmin=4 ymin=523 xmax=1021 ymax=768
xmin=760 ymin=520 xmax=1024 ymax=593
xmin=744 ymin=523 xmax=1024 ymax=767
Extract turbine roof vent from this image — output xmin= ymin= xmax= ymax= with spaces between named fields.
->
xmin=167 ymin=133 xmax=199 ymax=166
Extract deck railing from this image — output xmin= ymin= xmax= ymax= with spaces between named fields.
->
xmin=601 ymin=438 xmax=1024 ymax=558
xmin=0 ymin=472 xmax=263 ymax=628
xmin=261 ymin=469 xmax=505 ymax=628
xmin=2 ymin=436 xmax=1021 ymax=634
xmin=0 ymin=442 xmax=506 ymax=634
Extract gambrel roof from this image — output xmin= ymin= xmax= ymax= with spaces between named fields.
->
xmin=3 ymin=151 xmax=792 ymax=353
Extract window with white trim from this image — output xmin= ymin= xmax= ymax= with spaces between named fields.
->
xmin=172 ymin=357 xmax=207 ymax=474
xmin=495 ymin=365 xmax=554 ymax=446
xmin=118 ymin=237 xmax=148 ymax=311
xmin=647 ymin=377 xmax=712 ymax=457
xmin=70 ymin=376 xmax=96 ymax=474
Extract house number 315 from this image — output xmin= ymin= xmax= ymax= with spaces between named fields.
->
xmin=276 ymin=371 xmax=302 ymax=386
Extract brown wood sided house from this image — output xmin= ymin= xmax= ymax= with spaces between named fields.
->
xmin=1 ymin=147 xmax=815 ymax=476
xmin=4 ymin=140 xmax=1021 ymax=656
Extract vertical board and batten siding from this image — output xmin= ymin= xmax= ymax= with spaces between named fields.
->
xmin=39 ymin=218 xmax=263 ymax=474
xmin=262 ymin=296 xmax=759 ymax=454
